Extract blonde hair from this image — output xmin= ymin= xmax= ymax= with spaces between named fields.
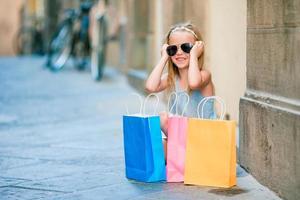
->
xmin=165 ymin=22 xmax=204 ymax=94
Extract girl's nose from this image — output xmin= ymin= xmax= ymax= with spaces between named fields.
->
xmin=176 ymin=47 xmax=184 ymax=55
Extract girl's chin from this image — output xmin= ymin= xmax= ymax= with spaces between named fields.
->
xmin=174 ymin=63 xmax=188 ymax=69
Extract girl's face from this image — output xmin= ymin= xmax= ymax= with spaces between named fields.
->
xmin=168 ymin=31 xmax=196 ymax=69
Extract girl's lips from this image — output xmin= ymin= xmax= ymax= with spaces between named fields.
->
xmin=175 ymin=57 xmax=186 ymax=62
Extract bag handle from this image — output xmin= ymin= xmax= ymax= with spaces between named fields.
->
xmin=143 ymin=93 xmax=160 ymax=115
xmin=126 ymin=93 xmax=143 ymax=115
xmin=176 ymin=92 xmax=190 ymax=116
xmin=197 ymin=96 xmax=226 ymax=120
xmin=167 ymin=92 xmax=177 ymax=114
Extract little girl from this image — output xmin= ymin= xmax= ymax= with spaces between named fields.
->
xmin=145 ymin=22 xmax=215 ymax=140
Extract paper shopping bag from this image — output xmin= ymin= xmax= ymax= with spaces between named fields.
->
xmin=123 ymin=93 xmax=166 ymax=182
xmin=184 ymin=96 xmax=236 ymax=188
xmin=167 ymin=92 xmax=189 ymax=182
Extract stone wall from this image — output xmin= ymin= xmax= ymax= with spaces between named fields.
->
xmin=239 ymin=0 xmax=300 ymax=199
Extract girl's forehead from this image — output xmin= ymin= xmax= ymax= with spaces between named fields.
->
xmin=169 ymin=31 xmax=196 ymax=44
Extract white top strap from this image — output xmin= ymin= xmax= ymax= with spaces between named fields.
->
xmin=177 ymin=92 xmax=190 ymax=116
xmin=126 ymin=93 xmax=143 ymax=115
xmin=167 ymin=92 xmax=177 ymax=114
xmin=143 ymin=93 xmax=160 ymax=115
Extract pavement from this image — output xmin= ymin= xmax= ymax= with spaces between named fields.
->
xmin=0 ymin=56 xmax=282 ymax=200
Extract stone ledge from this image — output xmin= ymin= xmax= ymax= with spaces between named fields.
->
xmin=244 ymin=89 xmax=300 ymax=114
xmin=239 ymin=95 xmax=300 ymax=200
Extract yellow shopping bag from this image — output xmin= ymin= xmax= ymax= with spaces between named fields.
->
xmin=184 ymin=96 xmax=236 ymax=188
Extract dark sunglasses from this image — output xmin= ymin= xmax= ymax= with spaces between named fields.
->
xmin=166 ymin=43 xmax=193 ymax=56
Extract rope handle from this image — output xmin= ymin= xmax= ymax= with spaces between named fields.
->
xmin=167 ymin=92 xmax=177 ymax=114
xmin=176 ymin=92 xmax=190 ymax=116
xmin=197 ymin=96 xmax=226 ymax=120
xmin=143 ymin=93 xmax=160 ymax=115
xmin=126 ymin=93 xmax=143 ymax=115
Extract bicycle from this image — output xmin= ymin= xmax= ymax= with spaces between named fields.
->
xmin=46 ymin=2 xmax=92 ymax=71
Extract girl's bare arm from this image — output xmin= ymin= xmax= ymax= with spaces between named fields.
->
xmin=188 ymin=41 xmax=211 ymax=89
xmin=145 ymin=44 xmax=169 ymax=93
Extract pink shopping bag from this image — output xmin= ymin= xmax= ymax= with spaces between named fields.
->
xmin=167 ymin=92 xmax=189 ymax=182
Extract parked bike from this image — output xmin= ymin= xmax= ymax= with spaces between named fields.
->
xmin=46 ymin=2 xmax=92 ymax=71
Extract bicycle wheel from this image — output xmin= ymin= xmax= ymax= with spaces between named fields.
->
xmin=91 ymin=46 xmax=106 ymax=80
xmin=47 ymin=23 xmax=72 ymax=71
xmin=91 ymin=15 xmax=107 ymax=81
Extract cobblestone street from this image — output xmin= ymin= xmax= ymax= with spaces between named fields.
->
xmin=0 ymin=57 xmax=282 ymax=200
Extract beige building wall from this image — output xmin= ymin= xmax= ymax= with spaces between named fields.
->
xmin=105 ymin=0 xmax=123 ymax=68
xmin=0 ymin=0 xmax=24 ymax=55
xmin=206 ymin=0 xmax=246 ymax=121
xmin=184 ymin=0 xmax=247 ymax=121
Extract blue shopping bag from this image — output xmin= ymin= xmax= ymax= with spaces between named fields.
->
xmin=123 ymin=93 xmax=166 ymax=182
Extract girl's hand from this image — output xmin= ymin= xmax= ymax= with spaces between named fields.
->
xmin=161 ymin=43 xmax=169 ymax=59
xmin=190 ymin=41 xmax=204 ymax=58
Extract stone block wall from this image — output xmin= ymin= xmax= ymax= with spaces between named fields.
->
xmin=239 ymin=0 xmax=300 ymax=199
